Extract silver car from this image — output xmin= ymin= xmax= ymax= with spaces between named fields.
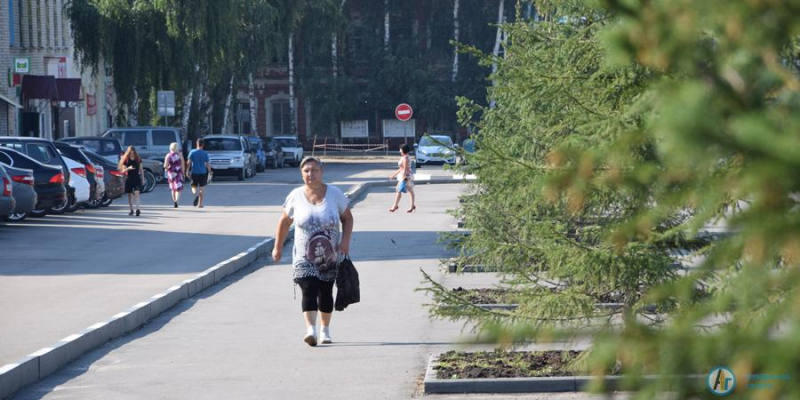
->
xmin=0 ymin=164 xmax=16 ymax=219
xmin=1 ymin=163 xmax=37 ymax=221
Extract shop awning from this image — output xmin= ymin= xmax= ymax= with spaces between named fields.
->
xmin=55 ymin=78 xmax=82 ymax=102
xmin=0 ymin=93 xmax=22 ymax=108
xmin=20 ymin=75 xmax=57 ymax=100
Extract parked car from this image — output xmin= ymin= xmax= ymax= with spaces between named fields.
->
xmin=246 ymin=136 xmax=268 ymax=172
xmin=82 ymin=149 xmax=125 ymax=207
xmin=102 ymin=126 xmax=183 ymax=162
xmin=202 ymin=135 xmax=253 ymax=181
xmin=54 ymin=141 xmax=98 ymax=204
xmin=0 ymin=164 xmax=15 ymax=220
xmin=414 ymin=135 xmax=457 ymax=166
xmin=0 ymin=147 xmax=67 ymax=218
xmin=272 ymin=136 xmax=303 ymax=167
xmin=263 ymin=137 xmax=284 ymax=169
xmin=456 ymin=138 xmax=476 ymax=165
xmin=61 ymin=155 xmax=91 ymax=211
xmin=0 ymin=163 xmax=37 ymax=222
xmin=59 ymin=136 xmax=124 ymax=164
xmin=0 ymin=139 xmax=70 ymax=215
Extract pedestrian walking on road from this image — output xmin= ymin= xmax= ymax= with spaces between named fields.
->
xmin=388 ymin=144 xmax=416 ymax=213
xmin=273 ymin=156 xmax=354 ymax=347
xmin=164 ymin=142 xmax=185 ymax=208
xmin=119 ymin=146 xmax=144 ymax=216
xmin=186 ymin=139 xmax=211 ymax=208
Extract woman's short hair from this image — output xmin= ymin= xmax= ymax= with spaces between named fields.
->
xmin=170 ymin=142 xmax=179 ymax=152
xmin=299 ymin=156 xmax=322 ymax=169
xmin=400 ymin=144 xmax=411 ymax=154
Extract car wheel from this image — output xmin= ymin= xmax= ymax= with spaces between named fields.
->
xmin=29 ymin=208 xmax=48 ymax=218
xmin=4 ymin=212 xmax=27 ymax=222
xmin=84 ymin=197 xmax=100 ymax=209
xmin=143 ymin=170 xmax=156 ymax=193
xmin=237 ymin=168 xmax=245 ymax=181
xmin=50 ymin=195 xmax=71 ymax=214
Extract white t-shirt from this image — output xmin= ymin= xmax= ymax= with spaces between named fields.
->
xmin=283 ymin=184 xmax=350 ymax=281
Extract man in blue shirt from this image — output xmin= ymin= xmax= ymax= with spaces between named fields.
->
xmin=186 ymin=139 xmax=212 ymax=208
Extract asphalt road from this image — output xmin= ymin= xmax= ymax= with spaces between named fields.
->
xmin=0 ymin=160 xmax=454 ymax=366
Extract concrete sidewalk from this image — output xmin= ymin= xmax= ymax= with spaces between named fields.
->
xmin=10 ymin=184 xmax=606 ymax=400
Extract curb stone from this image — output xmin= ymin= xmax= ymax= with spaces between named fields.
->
xmin=0 ymin=176 xmax=471 ymax=399
xmin=423 ymin=354 xmax=705 ymax=394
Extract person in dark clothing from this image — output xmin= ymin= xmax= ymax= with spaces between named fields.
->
xmin=119 ymin=146 xmax=144 ymax=216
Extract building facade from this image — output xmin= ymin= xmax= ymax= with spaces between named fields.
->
xmin=0 ymin=0 xmax=111 ymax=138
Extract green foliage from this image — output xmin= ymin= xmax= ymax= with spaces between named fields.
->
xmin=434 ymin=0 xmax=800 ymax=397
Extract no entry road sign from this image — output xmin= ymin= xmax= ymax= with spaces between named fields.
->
xmin=395 ymin=103 xmax=413 ymax=121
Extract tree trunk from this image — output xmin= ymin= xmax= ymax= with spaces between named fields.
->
xmin=333 ymin=0 xmax=346 ymax=78
xmin=490 ymin=0 xmax=505 ymax=109
xmin=384 ymin=0 xmax=390 ymax=52
xmin=129 ymin=89 xmax=139 ymax=126
xmin=452 ymin=0 xmax=460 ymax=82
xmin=182 ymin=90 xmax=193 ymax=134
xmin=221 ymin=75 xmax=234 ymax=134
xmin=288 ymin=33 xmax=297 ymax=136
xmin=248 ymin=73 xmax=257 ymax=135
xmin=492 ymin=0 xmax=505 ymax=76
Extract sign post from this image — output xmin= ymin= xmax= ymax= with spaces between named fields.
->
xmin=157 ymin=90 xmax=176 ymax=126
xmin=395 ymin=103 xmax=413 ymax=144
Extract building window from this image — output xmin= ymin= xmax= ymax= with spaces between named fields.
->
xmin=36 ymin=0 xmax=42 ymax=48
xmin=8 ymin=0 xmax=14 ymax=46
xmin=271 ymin=99 xmax=291 ymax=135
xmin=27 ymin=0 xmax=33 ymax=48
xmin=45 ymin=0 xmax=51 ymax=48
xmin=61 ymin=0 xmax=67 ymax=48
xmin=52 ymin=0 xmax=57 ymax=48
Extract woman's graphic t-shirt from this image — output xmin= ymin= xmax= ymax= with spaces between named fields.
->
xmin=283 ymin=185 xmax=349 ymax=282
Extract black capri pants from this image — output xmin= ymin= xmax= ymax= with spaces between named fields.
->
xmin=296 ymin=277 xmax=335 ymax=313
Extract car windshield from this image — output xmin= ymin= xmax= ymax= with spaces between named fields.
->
xmin=419 ymin=136 xmax=453 ymax=147
xmin=204 ymin=139 xmax=242 ymax=151
xmin=275 ymin=138 xmax=297 ymax=147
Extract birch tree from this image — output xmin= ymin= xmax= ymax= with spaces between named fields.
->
xmin=221 ymin=75 xmax=235 ymax=134
xmin=384 ymin=0 xmax=390 ymax=52
xmin=248 ymin=73 xmax=257 ymax=135
xmin=288 ymin=33 xmax=296 ymax=136
xmin=451 ymin=0 xmax=460 ymax=82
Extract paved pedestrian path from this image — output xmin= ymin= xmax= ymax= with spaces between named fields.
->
xmin=11 ymin=184 xmax=611 ymax=400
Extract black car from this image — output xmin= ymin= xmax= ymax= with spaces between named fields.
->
xmin=0 ymin=147 xmax=67 ymax=218
xmin=82 ymin=149 xmax=125 ymax=206
xmin=53 ymin=141 xmax=99 ymax=205
xmin=59 ymin=136 xmax=124 ymax=164
xmin=0 ymin=137 xmax=71 ymax=214
xmin=263 ymin=138 xmax=284 ymax=169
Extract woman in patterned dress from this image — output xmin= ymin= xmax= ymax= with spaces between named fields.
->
xmin=272 ymin=157 xmax=354 ymax=347
xmin=163 ymin=142 xmax=185 ymax=208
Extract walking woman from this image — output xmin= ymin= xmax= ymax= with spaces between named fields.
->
xmin=164 ymin=142 xmax=185 ymax=208
xmin=273 ymin=157 xmax=354 ymax=347
xmin=388 ymin=144 xmax=416 ymax=212
xmin=119 ymin=146 xmax=144 ymax=216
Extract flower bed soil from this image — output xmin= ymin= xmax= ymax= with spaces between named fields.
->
xmin=434 ymin=350 xmax=583 ymax=379
xmin=451 ymin=287 xmax=623 ymax=305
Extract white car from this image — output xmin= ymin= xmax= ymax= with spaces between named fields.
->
xmin=202 ymin=135 xmax=251 ymax=181
xmin=62 ymin=155 xmax=91 ymax=209
xmin=272 ymin=136 xmax=303 ymax=167
xmin=415 ymin=135 xmax=456 ymax=166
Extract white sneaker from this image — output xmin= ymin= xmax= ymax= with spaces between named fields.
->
xmin=319 ymin=327 xmax=332 ymax=344
xmin=304 ymin=326 xmax=317 ymax=347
